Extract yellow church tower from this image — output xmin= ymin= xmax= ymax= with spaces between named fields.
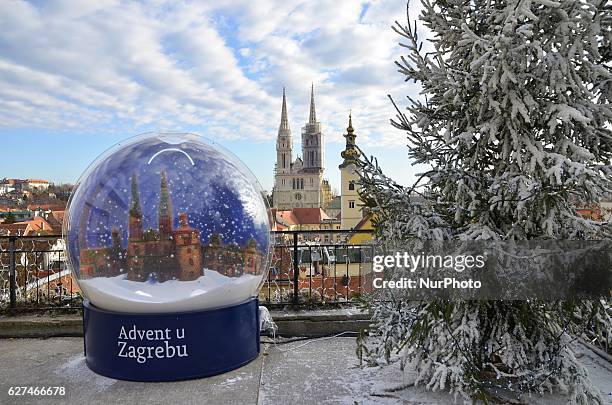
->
xmin=339 ymin=112 xmax=362 ymax=230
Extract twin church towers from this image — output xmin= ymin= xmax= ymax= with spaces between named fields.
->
xmin=272 ymin=85 xmax=363 ymax=230
xmin=272 ymin=85 xmax=332 ymax=209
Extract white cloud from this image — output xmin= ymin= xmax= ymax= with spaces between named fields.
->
xmin=0 ymin=0 xmax=425 ymax=150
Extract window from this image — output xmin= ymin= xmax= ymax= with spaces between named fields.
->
xmin=348 ymin=181 xmax=355 ymax=191
xmin=349 ymin=200 xmax=355 ymax=209
xmin=335 ymin=246 xmax=364 ymax=263
xmin=292 ymin=178 xmax=295 ymax=189
xmin=282 ymin=154 xmax=286 ymax=168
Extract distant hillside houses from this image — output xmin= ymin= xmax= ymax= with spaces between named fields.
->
xmin=0 ymin=178 xmax=50 ymax=194
xmin=0 ymin=209 xmax=65 ymax=236
xmin=0 ymin=178 xmax=69 ymax=236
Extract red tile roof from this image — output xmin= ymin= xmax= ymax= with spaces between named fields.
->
xmin=51 ymin=210 xmax=65 ymax=224
xmin=5 ymin=216 xmax=56 ymax=235
xmin=270 ymin=208 xmax=331 ymax=227
xmin=291 ymin=208 xmax=329 ymax=225
xmin=274 ymin=209 xmax=298 ymax=226
xmin=27 ymin=203 xmax=66 ymax=211
xmin=0 ymin=223 xmax=28 ymax=235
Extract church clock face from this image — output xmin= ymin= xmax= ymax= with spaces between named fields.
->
xmin=295 ymin=193 xmax=302 ymax=200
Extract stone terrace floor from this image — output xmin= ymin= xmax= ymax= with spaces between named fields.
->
xmin=0 ymin=336 xmax=611 ymax=404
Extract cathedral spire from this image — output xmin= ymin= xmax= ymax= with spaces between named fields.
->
xmin=158 ymin=170 xmax=173 ymax=237
xmin=308 ymin=83 xmax=316 ymax=124
xmin=130 ymin=173 xmax=142 ymax=217
xmin=159 ymin=171 xmax=172 ymax=217
xmin=275 ymin=87 xmax=292 ymax=177
xmin=340 ymin=111 xmax=360 ymax=168
xmin=278 ymin=87 xmax=291 ymax=135
xmin=128 ymin=173 xmax=143 ymax=240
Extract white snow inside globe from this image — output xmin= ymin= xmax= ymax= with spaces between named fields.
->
xmin=64 ymin=133 xmax=271 ymax=313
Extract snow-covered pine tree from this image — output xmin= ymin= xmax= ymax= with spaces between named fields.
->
xmin=358 ymin=0 xmax=612 ymax=403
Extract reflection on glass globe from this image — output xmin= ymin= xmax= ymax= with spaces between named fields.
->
xmin=64 ymin=133 xmax=271 ymax=313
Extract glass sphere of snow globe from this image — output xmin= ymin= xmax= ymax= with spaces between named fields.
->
xmin=64 ymin=132 xmax=271 ymax=313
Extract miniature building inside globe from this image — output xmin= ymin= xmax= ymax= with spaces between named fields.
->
xmin=78 ymin=171 xmax=262 ymax=284
xmin=79 ymin=171 xmax=202 ymax=282
xmin=64 ymin=132 xmax=271 ymax=381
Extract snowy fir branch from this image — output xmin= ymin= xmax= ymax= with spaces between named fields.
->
xmin=357 ymin=0 xmax=612 ymax=403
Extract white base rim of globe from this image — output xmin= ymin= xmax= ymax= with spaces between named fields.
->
xmin=78 ymin=269 xmax=263 ymax=313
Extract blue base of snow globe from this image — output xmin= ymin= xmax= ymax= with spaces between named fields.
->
xmin=82 ymin=298 xmax=260 ymax=381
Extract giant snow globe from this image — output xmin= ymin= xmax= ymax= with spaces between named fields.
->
xmin=64 ymin=132 xmax=271 ymax=381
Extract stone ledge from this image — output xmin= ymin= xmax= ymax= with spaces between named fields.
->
xmin=271 ymin=308 xmax=370 ymax=337
xmin=268 ymin=308 xmax=369 ymax=321
xmin=0 ymin=309 xmax=370 ymax=338
xmin=0 ymin=315 xmax=83 ymax=338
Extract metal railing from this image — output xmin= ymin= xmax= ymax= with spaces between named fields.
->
xmin=265 ymin=229 xmax=374 ymax=306
xmin=0 ymin=229 xmax=374 ymax=311
xmin=0 ymin=235 xmax=79 ymax=310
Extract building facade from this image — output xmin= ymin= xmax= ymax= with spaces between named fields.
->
xmin=339 ymin=114 xmax=363 ymax=230
xmin=272 ymin=86 xmax=331 ymax=209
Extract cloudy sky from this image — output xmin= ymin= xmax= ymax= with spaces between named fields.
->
xmin=0 ymin=0 xmax=426 ymax=192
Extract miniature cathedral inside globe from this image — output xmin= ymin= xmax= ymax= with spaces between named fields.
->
xmin=64 ymin=133 xmax=271 ymax=313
